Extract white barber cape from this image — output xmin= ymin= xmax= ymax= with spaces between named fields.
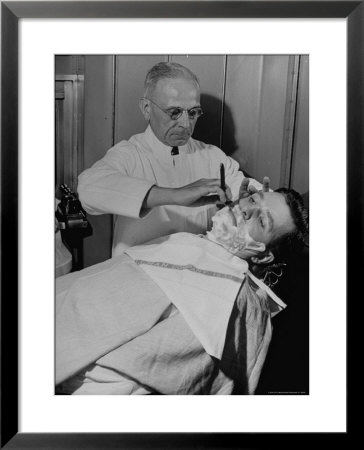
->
xmin=78 ymin=126 xmax=264 ymax=256
xmin=125 ymin=232 xmax=286 ymax=359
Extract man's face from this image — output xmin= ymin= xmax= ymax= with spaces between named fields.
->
xmin=237 ymin=191 xmax=295 ymax=245
xmin=207 ymin=191 xmax=296 ymax=259
xmin=147 ymin=77 xmax=201 ymax=147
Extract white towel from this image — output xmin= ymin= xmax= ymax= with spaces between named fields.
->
xmin=126 ymin=232 xmax=285 ymax=359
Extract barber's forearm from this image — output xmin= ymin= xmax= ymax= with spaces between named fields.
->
xmin=143 ymin=186 xmax=180 ymax=208
xmin=143 ymin=180 xmax=227 ymax=209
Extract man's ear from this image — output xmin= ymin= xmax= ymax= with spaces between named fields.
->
xmin=238 ymin=240 xmax=265 ymax=259
xmin=250 ymin=251 xmax=275 ymax=265
xmin=139 ymin=98 xmax=150 ymax=122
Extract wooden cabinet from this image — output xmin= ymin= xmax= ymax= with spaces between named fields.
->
xmin=55 ymin=75 xmax=84 ymax=195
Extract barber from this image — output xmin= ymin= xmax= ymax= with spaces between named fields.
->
xmin=78 ymin=62 xmax=263 ymax=256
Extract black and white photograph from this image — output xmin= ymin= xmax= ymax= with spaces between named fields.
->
xmin=55 ymin=55 xmax=309 ymax=396
xmin=1 ymin=0 xmax=356 ymax=444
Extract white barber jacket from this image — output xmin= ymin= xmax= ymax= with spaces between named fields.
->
xmin=78 ymin=126 xmax=255 ymax=256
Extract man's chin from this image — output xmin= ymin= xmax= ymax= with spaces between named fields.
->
xmin=168 ymin=133 xmax=191 ymax=146
xmin=171 ymin=138 xmax=189 ymax=146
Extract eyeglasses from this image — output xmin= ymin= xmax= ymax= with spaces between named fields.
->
xmin=143 ymin=97 xmax=203 ymax=120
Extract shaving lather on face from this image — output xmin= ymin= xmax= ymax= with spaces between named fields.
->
xmin=208 ymin=172 xmax=271 ymax=259
xmin=206 ymin=204 xmax=266 ymax=259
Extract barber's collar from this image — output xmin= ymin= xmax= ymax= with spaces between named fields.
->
xmin=144 ymin=125 xmax=190 ymax=158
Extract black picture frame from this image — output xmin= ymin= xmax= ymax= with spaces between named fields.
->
xmin=1 ymin=1 xmax=360 ymax=448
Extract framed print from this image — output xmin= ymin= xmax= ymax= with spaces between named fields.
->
xmin=1 ymin=0 xmax=360 ymax=448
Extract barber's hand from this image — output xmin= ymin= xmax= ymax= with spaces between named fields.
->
xmin=239 ymin=176 xmax=270 ymax=199
xmin=175 ymin=179 xmax=232 ymax=207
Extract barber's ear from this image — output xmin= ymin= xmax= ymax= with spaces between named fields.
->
xmin=139 ymin=98 xmax=150 ymax=121
xmin=250 ymin=251 xmax=275 ymax=265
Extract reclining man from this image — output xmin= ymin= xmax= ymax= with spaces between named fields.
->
xmin=56 ymin=183 xmax=308 ymax=395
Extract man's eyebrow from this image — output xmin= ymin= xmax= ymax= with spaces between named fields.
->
xmin=254 ymin=192 xmax=274 ymax=230
xmin=265 ymin=210 xmax=274 ymax=232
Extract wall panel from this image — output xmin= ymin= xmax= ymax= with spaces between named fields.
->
xmin=223 ymin=55 xmax=264 ymax=170
xmin=223 ymin=55 xmax=294 ymax=189
xmin=290 ymin=56 xmax=309 ymax=205
xmin=258 ymin=56 xmax=291 ymax=188
xmin=82 ymin=55 xmax=114 ymax=267
xmin=170 ymin=55 xmax=226 ymax=148
xmin=114 ymin=55 xmax=167 ymax=143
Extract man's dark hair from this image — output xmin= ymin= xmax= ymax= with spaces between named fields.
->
xmin=250 ymin=187 xmax=308 ymax=284
xmin=271 ymin=187 xmax=309 ymax=252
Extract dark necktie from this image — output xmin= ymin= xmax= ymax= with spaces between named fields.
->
xmin=171 ymin=146 xmax=179 ymax=156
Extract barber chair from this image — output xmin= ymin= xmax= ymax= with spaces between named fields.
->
xmin=55 ymin=185 xmax=93 ymax=272
xmin=255 ymin=243 xmax=309 ymax=394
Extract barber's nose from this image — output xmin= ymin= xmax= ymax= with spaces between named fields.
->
xmin=177 ymin=110 xmax=190 ymax=127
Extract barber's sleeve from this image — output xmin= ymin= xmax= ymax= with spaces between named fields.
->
xmin=245 ymin=177 xmax=264 ymax=192
xmin=223 ymin=154 xmax=269 ymax=198
xmin=78 ymin=144 xmax=154 ymax=218
xmin=221 ymin=154 xmax=244 ymax=200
